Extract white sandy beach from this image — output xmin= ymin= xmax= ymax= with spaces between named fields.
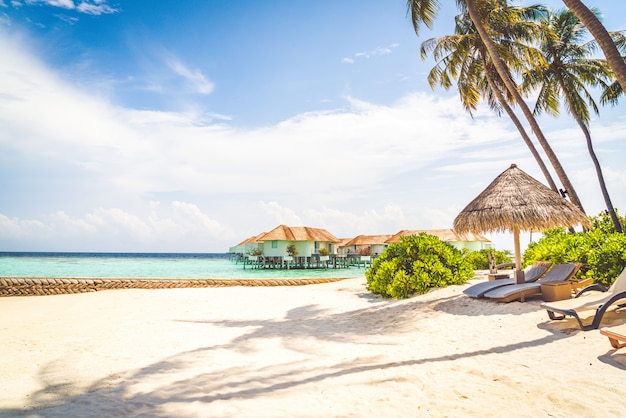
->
xmin=2 ymin=273 xmax=626 ymax=417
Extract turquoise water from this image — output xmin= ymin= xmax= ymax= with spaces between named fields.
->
xmin=0 ymin=253 xmax=366 ymax=280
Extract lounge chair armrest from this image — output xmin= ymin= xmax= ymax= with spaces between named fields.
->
xmin=574 ymin=283 xmax=608 ymax=298
xmin=495 ymin=263 xmax=515 ymax=270
xmin=570 ymin=277 xmax=593 ymax=294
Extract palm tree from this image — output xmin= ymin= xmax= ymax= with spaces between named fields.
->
xmin=522 ymin=9 xmax=621 ymax=232
xmin=560 ymin=0 xmax=626 ymax=92
xmin=420 ymin=7 xmax=558 ymax=191
xmin=600 ymin=31 xmax=625 ymax=106
xmin=408 ymin=0 xmax=586 ymax=214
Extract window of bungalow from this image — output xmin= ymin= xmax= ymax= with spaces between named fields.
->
xmin=272 ymin=240 xmax=278 ymax=249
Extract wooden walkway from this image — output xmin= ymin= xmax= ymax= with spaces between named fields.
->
xmin=235 ymin=255 xmax=372 ymax=270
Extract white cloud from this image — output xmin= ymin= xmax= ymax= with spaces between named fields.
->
xmin=342 ymin=42 xmax=400 ymax=63
xmin=166 ymin=56 xmax=215 ymax=94
xmin=1 ymin=26 xmax=625 ymax=252
xmin=0 ymin=203 xmax=234 ymax=251
xmin=76 ymin=1 xmax=116 ymax=15
xmin=0 ymin=213 xmax=46 ymax=239
xmin=21 ymin=0 xmax=117 ymax=14
xmin=170 ymin=201 xmax=233 ymax=238
xmin=258 ymin=201 xmax=303 ymax=226
xmin=37 ymin=0 xmax=74 ymax=9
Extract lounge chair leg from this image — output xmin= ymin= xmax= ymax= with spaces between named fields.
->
xmin=608 ymin=337 xmax=626 ymax=349
xmin=547 ymin=310 xmax=566 ymax=321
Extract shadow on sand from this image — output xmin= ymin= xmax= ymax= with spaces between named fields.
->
xmin=2 ymin=291 xmax=588 ymax=417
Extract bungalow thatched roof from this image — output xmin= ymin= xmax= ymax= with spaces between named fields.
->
xmin=335 ymin=238 xmax=354 ymax=247
xmin=385 ymin=229 xmax=490 ymax=244
xmin=453 ymin=164 xmax=591 ymax=234
xmin=256 ymin=225 xmax=340 ymax=243
xmin=235 ymin=233 xmax=266 ymax=246
xmin=342 ymin=235 xmax=394 ymax=246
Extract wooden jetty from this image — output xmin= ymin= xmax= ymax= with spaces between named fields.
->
xmin=233 ymin=254 xmax=372 ymax=270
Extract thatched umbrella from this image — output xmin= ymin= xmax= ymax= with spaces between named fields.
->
xmin=454 ymin=164 xmax=591 ymax=284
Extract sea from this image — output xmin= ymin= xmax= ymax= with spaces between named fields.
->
xmin=0 ymin=252 xmax=367 ymax=280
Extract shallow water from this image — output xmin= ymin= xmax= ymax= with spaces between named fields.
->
xmin=0 ymin=252 xmax=366 ymax=279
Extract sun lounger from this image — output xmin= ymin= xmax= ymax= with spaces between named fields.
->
xmin=541 ymin=267 xmax=626 ymax=330
xmin=483 ymin=263 xmax=581 ymax=303
xmin=600 ymin=324 xmax=626 ymax=350
xmin=600 ymin=324 xmax=626 ymax=349
xmin=463 ymin=261 xmax=553 ymax=299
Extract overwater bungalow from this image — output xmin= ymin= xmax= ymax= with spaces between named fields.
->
xmin=339 ymin=234 xmax=393 ymax=256
xmin=385 ymin=229 xmax=492 ymax=251
xmin=256 ymin=224 xmax=340 ymax=257
xmin=232 ymin=224 xmax=347 ymax=269
xmin=228 ymin=232 xmax=265 ymax=257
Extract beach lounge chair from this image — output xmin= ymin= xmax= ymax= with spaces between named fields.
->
xmin=487 ymin=251 xmax=514 ymax=279
xmin=463 ymin=261 xmax=553 ymax=299
xmin=541 ymin=267 xmax=626 ymax=331
xmin=483 ymin=263 xmax=581 ymax=303
xmin=600 ymin=324 xmax=626 ymax=349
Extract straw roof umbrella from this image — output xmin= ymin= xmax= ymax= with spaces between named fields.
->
xmin=454 ymin=164 xmax=591 ymax=284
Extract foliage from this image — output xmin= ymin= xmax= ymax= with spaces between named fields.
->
xmin=357 ymin=246 xmax=372 ymax=256
xmin=286 ymin=243 xmax=298 ymax=257
xmin=250 ymin=247 xmax=263 ymax=256
xmin=318 ymin=247 xmax=329 ymax=256
xmin=523 ymin=211 xmax=626 ymax=286
xmin=463 ymin=248 xmax=512 ymax=270
xmin=365 ymin=234 xmax=474 ymax=299
xmin=591 ymin=208 xmax=625 ymax=234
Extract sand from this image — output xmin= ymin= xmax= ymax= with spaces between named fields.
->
xmin=1 ymin=273 xmax=626 ymax=417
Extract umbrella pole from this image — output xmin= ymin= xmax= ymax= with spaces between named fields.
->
xmin=513 ymin=227 xmax=525 ymax=284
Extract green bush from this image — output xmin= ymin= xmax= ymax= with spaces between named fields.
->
xmin=286 ymin=243 xmax=298 ymax=257
xmin=523 ymin=212 xmax=626 ymax=287
xmin=365 ymin=233 xmax=474 ymax=298
xmin=463 ymin=248 xmax=512 ymax=270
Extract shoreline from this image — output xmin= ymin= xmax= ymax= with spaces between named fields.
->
xmin=2 ymin=275 xmax=626 ymax=416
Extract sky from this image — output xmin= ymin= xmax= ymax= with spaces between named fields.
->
xmin=0 ymin=0 xmax=624 ymax=253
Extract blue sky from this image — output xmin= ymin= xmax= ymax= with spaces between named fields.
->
xmin=0 ymin=0 xmax=624 ymax=253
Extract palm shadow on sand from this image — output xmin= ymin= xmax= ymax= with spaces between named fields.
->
xmin=5 ymin=291 xmax=573 ymax=417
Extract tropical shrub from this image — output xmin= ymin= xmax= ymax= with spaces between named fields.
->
xmin=318 ymin=247 xmax=329 ymax=256
xmin=523 ymin=211 xmax=626 ymax=286
xmin=591 ymin=209 xmax=626 ymax=234
xmin=365 ymin=233 xmax=474 ymax=299
xmin=463 ymin=248 xmax=512 ymax=270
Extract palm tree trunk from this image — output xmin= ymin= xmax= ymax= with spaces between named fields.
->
xmin=465 ymin=0 xmax=586 ymax=215
xmin=483 ymin=65 xmax=558 ymax=191
xmin=561 ymin=0 xmax=626 ymax=92
xmin=557 ymin=77 xmax=623 ymax=232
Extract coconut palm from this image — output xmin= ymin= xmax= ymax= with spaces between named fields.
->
xmin=600 ymin=31 xmax=626 ymax=106
xmin=408 ymin=0 xmax=586 ymax=214
xmin=421 ymin=6 xmax=558 ymax=191
xmin=522 ymin=9 xmax=621 ymax=232
xmin=560 ymin=0 xmax=626 ymax=92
